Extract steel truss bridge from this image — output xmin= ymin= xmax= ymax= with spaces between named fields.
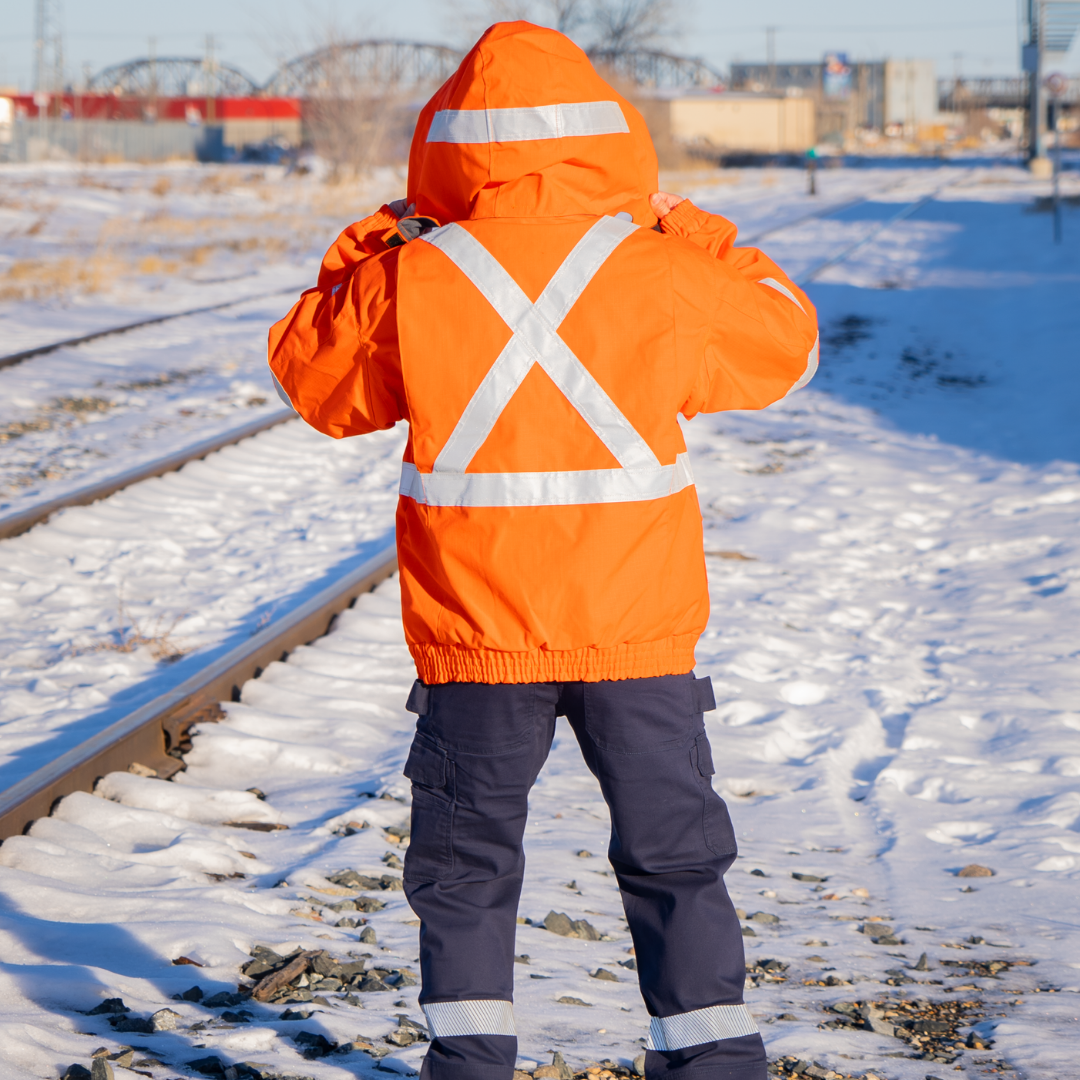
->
xmin=86 ymin=43 xmax=726 ymax=100
xmin=588 ymin=48 xmax=725 ymax=90
xmin=87 ymin=58 xmax=261 ymax=98
xmin=262 ymin=41 xmax=464 ymax=97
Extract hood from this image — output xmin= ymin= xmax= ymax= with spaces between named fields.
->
xmin=407 ymin=21 xmax=659 ymax=225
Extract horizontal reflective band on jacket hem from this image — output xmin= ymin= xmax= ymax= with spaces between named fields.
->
xmin=422 ymin=999 xmax=516 ymax=1038
xmin=408 ymin=635 xmax=701 ymax=685
xmin=427 ymin=101 xmax=629 ymax=143
xmin=399 ymin=454 xmax=694 ymax=508
xmin=647 ymin=1004 xmax=759 ymax=1051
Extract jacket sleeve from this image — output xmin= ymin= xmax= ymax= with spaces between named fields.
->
xmin=268 ymin=209 xmax=406 ymax=439
xmin=662 ymin=199 xmax=820 ymax=415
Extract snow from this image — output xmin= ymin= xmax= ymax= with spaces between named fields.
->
xmin=1 ymin=160 xmax=1079 ymax=1080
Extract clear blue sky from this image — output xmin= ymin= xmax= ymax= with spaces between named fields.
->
xmin=1 ymin=0 xmax=1075 ymax=93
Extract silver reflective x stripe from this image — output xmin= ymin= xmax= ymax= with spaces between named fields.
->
xmin=427 ymin=101 xmax=629 ymax=143
xmin=647 ymin=1003 xmax=759 ymax=1051
xmin=422 ymin=218 xmax=659 ymax=474
xmin=785 ymin=334 xmax=820 ymax=397
xmin=422 ymin=999 xmax=516 ymax=1038
xmin=758 ymin=276 xmax=806 ymax=314
xmin=400 ymin=453 xmax=694 ymax=508
xmin=755 ymin=279 xmax=818 ymax=398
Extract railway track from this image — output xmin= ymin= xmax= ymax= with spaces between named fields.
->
xmin=0 ymin=167 xmax=967 ymax=842
xmin=0 ymin=406 xmax=296 ymax=540
xmin=0 ymin=284 xmax=306 ymax=372
xmin=0 ymin=541 xmax=397 ymax=841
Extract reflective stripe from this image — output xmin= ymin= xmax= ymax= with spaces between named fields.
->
xmin=422 ymin=219 xmax=659 ymax=473
xmin=758 ymin=276 xmax=806 ymax=314
xmin=399 ymin=453 xmax=694 ymax=508
xmin=647 ymin=1004 xmax=759 ymax=1051
xmin=784 ymin=333 xmax=820 ymax=398
xmin=427 ymin=101 xmax=629 ymax=143
xmin=422 ymin=999 xmax=516 ymax=1038
xmin=271 ymin=373 xmax=293 ymax=409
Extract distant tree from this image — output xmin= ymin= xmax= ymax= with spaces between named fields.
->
xmin=468 ymin=0 xmax=679 ymax=51
xmin=590 ymin=0 xmax=675 ymax=52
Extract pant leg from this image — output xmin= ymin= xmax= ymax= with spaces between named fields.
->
xmin=402 ymin=681 xmax=559 ymax=1080
xmin=559 ymin=674 xmax=767 ymax=1080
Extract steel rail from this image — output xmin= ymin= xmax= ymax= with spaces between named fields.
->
xmin=0 ymin=285 xmax=304 ymax=372
xmin=0 ymin=541 xmax=398 ymax=842
xmin=0 ymin=407 xmax=297 ymax=541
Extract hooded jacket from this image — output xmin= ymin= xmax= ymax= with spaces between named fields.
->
xmin=269 ymin=21 xmax=819 ymax=685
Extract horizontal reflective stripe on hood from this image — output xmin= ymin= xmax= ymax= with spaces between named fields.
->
xmin=427 ymin=100 xmax=629 ymax=143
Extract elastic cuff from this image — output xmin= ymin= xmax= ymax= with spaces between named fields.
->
xmin=659 ymin=198 xmax=712 ymax=237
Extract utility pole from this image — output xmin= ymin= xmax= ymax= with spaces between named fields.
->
xmin=33 ymin=0 xmax=64 ymax=95
xmin=1023 ymin=0 xmax=1043 ymax=161
xmin=204 ymin=33 xmax=216 ymax=123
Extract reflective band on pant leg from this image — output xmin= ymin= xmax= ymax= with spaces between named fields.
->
xmin=422 ymin=999 xmax=517 ymax=1038
xmin=647 ymin=1004 xmax=759 ymax=1051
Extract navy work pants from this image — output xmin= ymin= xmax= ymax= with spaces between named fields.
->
xmin=401 ymin=674 xmax=766 ymax=1080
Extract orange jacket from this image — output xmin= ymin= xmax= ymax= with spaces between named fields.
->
xmin=269 ymin=22 xmax=818 ymax=685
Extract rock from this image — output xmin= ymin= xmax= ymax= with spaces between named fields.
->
xmin=735 ymin=908 xmax=747 ymax=918
xmin=219 ymin=1010 xmax=252 ymax=1023
xmin=360 ymin=926 xmax=378 ymax=945
xmin=280 ymin=1008 xmax=313 ymax=1020
xmin=544 ymin=911 xmax=575 ymax=936
xmin=742 ymin=926 xmax=757 ymax=937
xmin=186 ymin=1056 xmax=227 ymax=1077
xmin=90 ymin=1061 xmax=114 ymax=1080
xmin=294 ymin=1029 xmax=337 ymax=1058
xmin=110 ymin=1015 xmax=154 ymax=1034
xmin=851 ymin=887 xmax=870 ymax=898
xmin=384 ymin=824 xmax=411 ymax=842
xmin=557 ymin=996 xmax=592 ymax=1006
xmin=777 ymin=1013 xmax=798 ymax=1021
xmin=150 ymin=1008 xmax=180 ymax=1031
xmin=540 ymin=1050 xmax=574 ymax=1079
xmin=750 ymin=869 xmax=767 ymax=877
xmin=337 ymin=917 xmax=360 ymax=928
xmin=590 ymin=968 xmax=619 ymax=981
xmin=577 ymin=849 xmax=593 ymax=858
xmin=632 ymin=1052 xmax=647 ymax=1076
xmin=957 ymin=864 xmax=994 ymax=878
xmin=618 ymin=958 xmax=637 ymax=971
xmin=61 ymin=1067 xmax=92 ymax=1080
xmin=86 ymin=998 xmax=129 ymax=1016
xmin=542 ymin=910 xmax=602 ymax=940
xmin=174 ymin=985 xmax=204 ymax=1001
xmin=749 ymin=911 xmax=780 ymax=925
xmin=383 ymin=852 xmax=404 ymax=869
xmin=792 ymin=873 xmax=827 ymax=883
xmin=914 ymin=952 xmax=931 ymax=971
xmin=203 ymin=991 xmax=245 ymax=1008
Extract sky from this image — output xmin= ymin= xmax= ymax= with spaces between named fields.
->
xmin=1 ymin=0 xmax=1076 ymax=93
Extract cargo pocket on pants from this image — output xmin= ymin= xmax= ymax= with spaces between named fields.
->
xmin=403 ymin=734 xmax=454 ymax=883
xmin=694 ymin=733 xmax=738 ymax=857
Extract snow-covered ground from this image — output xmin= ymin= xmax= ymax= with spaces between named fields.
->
xmin=1 ymin=161 xmax=1078 ymax=1080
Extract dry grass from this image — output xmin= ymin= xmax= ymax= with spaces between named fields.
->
xmin=80 ymin=592 xmax=189 ymax=663
xmin=0 ymin=255 xmax=123 ymax=301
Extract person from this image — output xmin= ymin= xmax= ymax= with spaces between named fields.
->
xmin=268 ymin=21 xmax=818 ymax=1080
